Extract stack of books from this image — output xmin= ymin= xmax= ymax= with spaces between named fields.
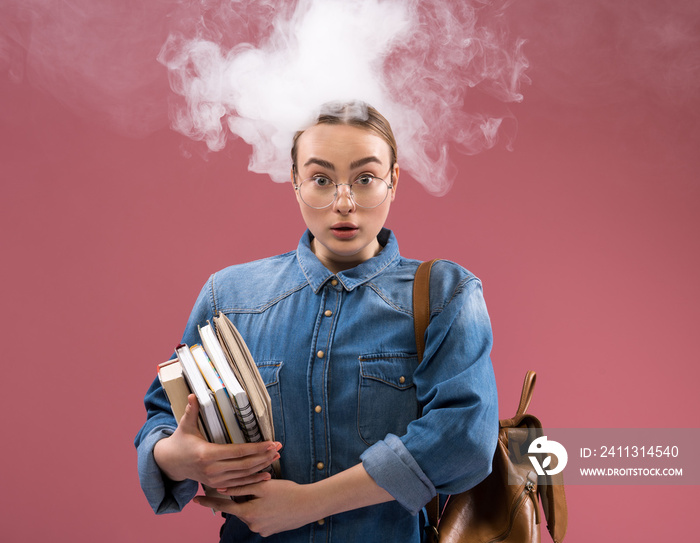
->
xmin=158 ymin=312 xmax=276 ymax=458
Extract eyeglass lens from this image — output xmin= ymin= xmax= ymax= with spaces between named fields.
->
xmin=298 ymin=177 xmax=390 ymax=209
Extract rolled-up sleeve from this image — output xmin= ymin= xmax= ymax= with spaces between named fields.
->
xmin=362 ymin=263 xmax=498 ymax=514
xmin=134 ymin=276 xmax=215 ymax=513
xmin=361 ymin=434 xmax=435 ymax=514
xmin=136 ymin=424 xmax=199 ymax=513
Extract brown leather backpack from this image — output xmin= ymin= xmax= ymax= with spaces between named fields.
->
xmin=414 ymin=260 xmax=568 ymax=543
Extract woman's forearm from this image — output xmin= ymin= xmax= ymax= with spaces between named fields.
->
xmin=193 ymin=463 xmax=395 ymax=537
xmin=309 ymin=463 xmax=395 ymax=519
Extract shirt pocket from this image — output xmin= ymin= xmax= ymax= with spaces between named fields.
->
xmin=358 ymin=353 xmax=419 ymax=446
xmin=256 ymin=362 xmax=285 ymax=447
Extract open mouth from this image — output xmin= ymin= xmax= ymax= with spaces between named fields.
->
xmin=331 ymin=225 xmax=359 ymax=238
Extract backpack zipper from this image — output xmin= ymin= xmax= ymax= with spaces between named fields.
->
xmin=487 ymin=480 xmax=536 ymax=543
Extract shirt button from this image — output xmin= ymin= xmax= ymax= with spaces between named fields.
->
xmin=331 ymin=279 xmax=338 ymax=286
xmin=324 ymin=310 xmax=332 ymax=317
xmin=317 ymin=350 xmax=325 ymax=359
xmin=399 ymin=376 xmax=406 ymax=384
xmin=317 ymin=462 xmax=325 ymax=470
xmin=317 ymin=519 xmax=325 ymax=526
xmin=315 ymin=405 xmax=322 ymax=413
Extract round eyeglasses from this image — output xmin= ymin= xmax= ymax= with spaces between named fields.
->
xmin=293 ymin=168 xmax=394 ymax=209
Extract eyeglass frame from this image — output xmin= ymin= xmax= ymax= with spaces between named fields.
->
xmin=292 ymin=165 xmax=395 ymax=209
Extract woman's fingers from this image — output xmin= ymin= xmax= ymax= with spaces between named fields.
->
xmin=200 ymin=442 xmax=279 ymax=474
xmin=193 ymin=495 xmax=242 ymax=515
xmin=215 ymin=470 xmax=272 ymax=492
xmin=205 ymin=440 xmax=281 ymax=463
xmin=205 ymin=453 xmax=279 ymax=488
xmin=187 ymin=440 xmax=281 ymax=488
xmin=177 ymin=395 xmax=204 ymax=437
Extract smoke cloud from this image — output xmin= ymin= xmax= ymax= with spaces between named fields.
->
xmin=159 ymin=0 xmax=529 ymax=195
xmin=4 ymin=1 xmax=698 ymax=193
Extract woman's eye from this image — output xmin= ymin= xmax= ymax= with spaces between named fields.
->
xmin=312 ymin=176 xmax=333 ymax=187
xmin=355 ymin=175 xmax=374 ymax=186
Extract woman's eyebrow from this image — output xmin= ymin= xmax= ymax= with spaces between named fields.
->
xmin=303 ymin=157 xmax=335 ymax=170
xmin=302 ymin=156 xmax=382 ymax=170
xmin=350 ymin=156 xmax=382 ymax=169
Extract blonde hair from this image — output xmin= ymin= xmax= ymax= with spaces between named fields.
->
xmin=291 ymin=101 xmax=397 ymax=171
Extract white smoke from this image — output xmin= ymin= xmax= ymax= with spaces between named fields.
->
xmin=158 ymin=0 xmax=529 ymax=195
xmin=4 ymin=0 xmax=700 ymax=190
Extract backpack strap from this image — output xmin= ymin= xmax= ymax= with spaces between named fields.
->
xmin=412 ymin=259 xmax=441 ymax=537
xmin=516 ymin=370 xmax=537 ymax=416
xmin=413 ymin=259 xmax=439 ymax=362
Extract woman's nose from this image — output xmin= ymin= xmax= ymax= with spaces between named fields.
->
xmin=333 ymin=184 xmax=356 ymax=213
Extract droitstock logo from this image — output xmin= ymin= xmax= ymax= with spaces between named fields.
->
xmin=528 ymin=436 xmax=568 ymax=476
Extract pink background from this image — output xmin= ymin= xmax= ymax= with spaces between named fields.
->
xmin=2 ymin=2 xmax=698 ymax=541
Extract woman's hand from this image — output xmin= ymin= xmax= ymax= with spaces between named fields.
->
xmin=193 ymin=464 xmax=395 ymax=537
xmin=194 ymin=479 xmax=321 ymax=537
xmin=153 ymin=394 xmax=281 ymax=488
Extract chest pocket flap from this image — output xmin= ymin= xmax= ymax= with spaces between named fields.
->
xmin=358 ymin=354 xmax=418 ymax=445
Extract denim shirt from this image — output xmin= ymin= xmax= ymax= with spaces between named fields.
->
xmin=135 ymin=228 xmax=498 ymax=543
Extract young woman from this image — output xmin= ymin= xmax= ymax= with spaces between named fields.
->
xmin=135 ymin=102 xmax=498 ymax=542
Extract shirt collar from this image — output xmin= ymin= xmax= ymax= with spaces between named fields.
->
xmin=296 ymin=228 xmax=400 ymax=293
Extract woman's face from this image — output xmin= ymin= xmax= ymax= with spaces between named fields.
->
xmin=293 ymin=123 xmax=398 ymax=273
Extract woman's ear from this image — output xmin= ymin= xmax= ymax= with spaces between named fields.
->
xmin=291 ymin=166 xmax=304 ymax=204
xmin=390 ymin=163 xmax=399 ymax=201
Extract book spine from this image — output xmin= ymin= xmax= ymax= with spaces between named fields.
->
xmin=176 ymin=344 xmax=227 ymax=444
